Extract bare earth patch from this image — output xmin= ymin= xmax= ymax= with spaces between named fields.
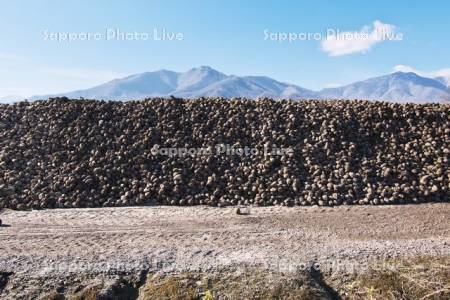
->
xmin=0 ymin=203 xmax=449 ymax=298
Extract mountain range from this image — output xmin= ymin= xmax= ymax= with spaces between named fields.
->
xmin=7 ymin=66 xmax=450 ymax=103
xmin=319 ymin=71 xmax=449 ymax=103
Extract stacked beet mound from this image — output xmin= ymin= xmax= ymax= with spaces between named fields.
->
xmin=0 ymin=98 xmax=448 ymax=209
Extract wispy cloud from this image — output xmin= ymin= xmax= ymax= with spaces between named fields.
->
xmin=324 ymin=83 xmax=342 ymax=88
xmin=0 ymin=52 xmax=26 ymax=62
xmin=0 ymin=87 xmax=32 ymax=97
xmin=0 ymin=52 xmax=122 ymax=83
xmin=321 ymin=21 xmax=401 ymax=57
xmin=0 ymin=52 xmax=124 ymax=97
xmin=43 ymin=67 xmax=124 ymax=82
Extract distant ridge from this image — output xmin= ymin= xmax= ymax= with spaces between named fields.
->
xmin=30 ymin=66 xmax=315 ymax=101
xmin=319 ymin=72 xmax=450 ymax=104
xmin=20 ymin=67 xmax=450 ymax=103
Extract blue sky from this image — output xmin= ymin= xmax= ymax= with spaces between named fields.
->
xmin=1 ymin=0 xmax=449 ymax=97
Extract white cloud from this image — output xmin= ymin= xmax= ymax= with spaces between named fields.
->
xmin=321 ymin=21 xmax=401 ymax=57
xmin=392 ymin=65 xmax=416 ymax=73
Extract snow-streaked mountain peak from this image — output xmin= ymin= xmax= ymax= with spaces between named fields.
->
xmin=25 ymin=67 xmax=450 ymax=103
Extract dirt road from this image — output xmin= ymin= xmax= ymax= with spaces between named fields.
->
xmin=0 ymin=204 xmax=449 ymax=279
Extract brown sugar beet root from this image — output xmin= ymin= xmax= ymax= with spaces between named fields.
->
xmin=0 ymin=97 xmax=448 ymax=209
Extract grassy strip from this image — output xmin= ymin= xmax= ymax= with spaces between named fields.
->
xmin=342 ymin=256 xmax=450 ymax=299
xmin=37 ymin=256 xmax=449 ymax=299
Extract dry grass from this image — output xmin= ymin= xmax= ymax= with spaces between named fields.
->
xmin=137 ymin=257 xmax=449 ymax=299
xmin=342 ymin=256 xmax=450 ymax=299
xmin=39 ymin=289 xmax=64 ymax=300
xmin=137 ymin=268 xmax=331 ymax=300
xmin=138 ymin=274 xmax=199 ymax=300
xmin=32 ymin=256 xmax=450 ymax=299
xmin=205 ymin=269 xmax=327 ymax=299
xmin=67 ymin=284 xmax=103 ymax=300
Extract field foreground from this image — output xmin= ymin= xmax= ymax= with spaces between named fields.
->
xmin=0 ymin=203 xmax=449 ymax=299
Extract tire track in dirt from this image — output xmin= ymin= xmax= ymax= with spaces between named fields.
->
xmin=0 ymin=204 xmax=449 ymax=277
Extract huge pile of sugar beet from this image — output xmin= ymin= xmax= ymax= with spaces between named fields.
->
xmin=0 ymin=98 xmax=448 ymax=210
